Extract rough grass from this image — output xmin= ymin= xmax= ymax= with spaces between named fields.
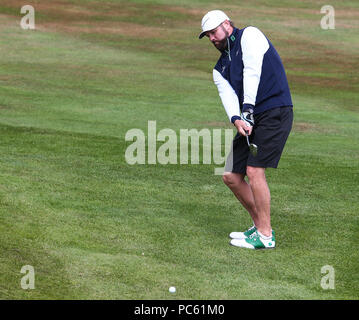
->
xmin=0 ymin=0 xmax=358 ymax=300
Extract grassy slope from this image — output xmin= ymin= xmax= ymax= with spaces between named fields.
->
xmin=0 ymin=0 xmax=358 ymax=299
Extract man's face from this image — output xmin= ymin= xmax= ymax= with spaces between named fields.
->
xmin=205 ymin=22 xmax=230 ymax=51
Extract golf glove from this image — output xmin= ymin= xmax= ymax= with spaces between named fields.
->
xmin=242 ymin=108 xmax=254 ymax=127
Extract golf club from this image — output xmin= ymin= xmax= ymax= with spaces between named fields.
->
xmin=245 ymin=132 xmax=258 ymax=157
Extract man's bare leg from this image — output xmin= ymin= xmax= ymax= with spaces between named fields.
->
xmin=222 ymin=172 xmax=260 ymax=227
xmin=246 ymin=166 xmax=271 ymax=237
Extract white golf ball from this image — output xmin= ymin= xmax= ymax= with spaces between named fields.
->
xmin=169 ymin=286 xmax=176 ymax=293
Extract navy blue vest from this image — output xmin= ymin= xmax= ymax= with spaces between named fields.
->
xmin=214 ymin=27 xmax=293 ymax=114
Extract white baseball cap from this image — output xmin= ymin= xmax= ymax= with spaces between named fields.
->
xmin=198 ymin=10 xmax=231 ymax=39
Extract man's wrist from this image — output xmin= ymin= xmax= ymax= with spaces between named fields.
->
xmin=242 ymin=103 xmax=254 ymax=112
xmin=231 ymin=115 xmax=242 ymax=124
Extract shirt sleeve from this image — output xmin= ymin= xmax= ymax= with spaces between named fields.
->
xmin=241 ymin=26 xmax=270 ymax=110
xmin=213 ymin=69 xmax=241 ymax=123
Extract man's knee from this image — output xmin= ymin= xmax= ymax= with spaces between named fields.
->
xmin=246 ymin=166 xmax=265 ymax=181
xmin=222 ymin=172 xmax=243 ymax=186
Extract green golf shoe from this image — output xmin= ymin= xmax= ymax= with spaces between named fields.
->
xmin=230 ymin=230 xmax=276 ymax=249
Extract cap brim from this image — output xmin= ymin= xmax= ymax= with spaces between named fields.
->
xmin=198 ymin=31 xmax=206 ymax=39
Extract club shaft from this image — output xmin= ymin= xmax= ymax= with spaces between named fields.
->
xmin=245 ymin=134 xmax=250 ymax=147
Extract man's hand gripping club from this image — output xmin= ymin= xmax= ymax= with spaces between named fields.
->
xmin=233 ymin=108 xmax=254 ymax=136
xmin=233 ymin=108 xmax=258 ymax=156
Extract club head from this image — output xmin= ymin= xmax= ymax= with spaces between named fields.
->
xmin=249 ymin=143 xmax=258 ymax=157
xmin=245 ymin=134 xmax=258 ymax=157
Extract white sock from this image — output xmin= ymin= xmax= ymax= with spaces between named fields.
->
xmin=257 ymin=230 xmax=272 ymax=240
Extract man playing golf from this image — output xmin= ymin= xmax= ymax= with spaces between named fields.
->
xmin=199 ymin=10 xmax=293 ymax=249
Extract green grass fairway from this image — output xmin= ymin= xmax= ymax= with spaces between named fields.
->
xmin=0 ymin=0 xmax=358 ymax=299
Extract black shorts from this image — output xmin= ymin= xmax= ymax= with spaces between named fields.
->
xmin=225 ymin=106 xmax=293 ymax=174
